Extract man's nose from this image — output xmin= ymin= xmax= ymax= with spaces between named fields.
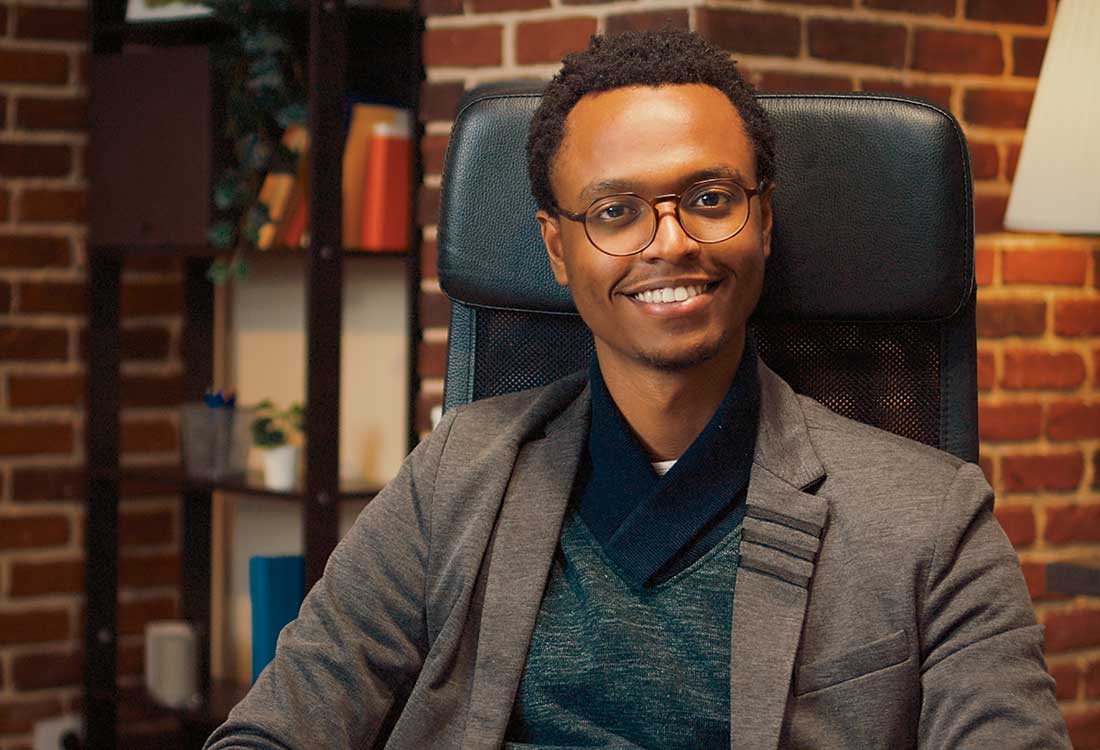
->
xmin=641 ymin=202 xmax=700 ymax=261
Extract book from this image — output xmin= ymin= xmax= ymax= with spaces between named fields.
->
xmin=342 ymin=103 xmax=401 ymax=248
xmin=360 ymin=111 xmax=412 ymax=251
xmin=256 ymin=124 xmax=310 ymax=250
xmin=273 ymin=149 xmax=311 ymax=249
xmin=249 ymin=555 xmax=305 ymax=683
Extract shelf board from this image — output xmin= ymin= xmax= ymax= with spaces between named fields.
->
xmin=88 ymin=243 xmax=409 ymax=260
xmin=122 ymin=679 xmax=251 ymax=730
xmin=103 ymin=467 xmax=381 ymax=502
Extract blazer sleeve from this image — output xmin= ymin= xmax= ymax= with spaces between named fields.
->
xmin=917 ymin=462 xmax=1070 ymax=749
xmin=203 ymin=408 xmax=458 ymax=750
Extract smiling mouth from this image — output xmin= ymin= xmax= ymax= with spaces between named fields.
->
xmin=629 ymin=281 xmax=719 ymax=304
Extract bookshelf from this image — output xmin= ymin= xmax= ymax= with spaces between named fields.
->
xmin=83 ymin=1 xmax=423 ymax=747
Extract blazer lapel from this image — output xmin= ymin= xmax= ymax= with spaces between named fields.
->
xmin=729 ymin=361 xmax=829 ymax=750
xmin=462 ymin=388 xmax=589 ymax=750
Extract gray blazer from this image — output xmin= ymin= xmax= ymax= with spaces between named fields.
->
xmin=206 ymin=362 xmax=1069 ymax=750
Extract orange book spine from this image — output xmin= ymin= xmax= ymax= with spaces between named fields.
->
xmin=360 ymin=118 xmax=412 ymax=251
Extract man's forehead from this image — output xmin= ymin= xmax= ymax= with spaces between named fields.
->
xmin=554 ymin=83 xmax=756 ymax=196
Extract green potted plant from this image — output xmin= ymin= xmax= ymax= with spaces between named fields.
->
xmin=250 ymin=399 xmax=304 ymax=490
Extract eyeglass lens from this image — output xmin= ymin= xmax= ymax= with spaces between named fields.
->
xmin=585 ymin=181 xmax=751 ymax=256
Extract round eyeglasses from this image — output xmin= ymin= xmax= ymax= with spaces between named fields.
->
xmin=555 ymin=178 xmax=767 ymax=257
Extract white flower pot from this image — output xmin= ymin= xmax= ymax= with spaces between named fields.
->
xmin=262 ymin=444 xmax=300 ymax=491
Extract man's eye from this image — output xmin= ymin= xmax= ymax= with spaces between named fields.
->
xmin=593 ymin=203 xmax=639 ymax=223
xmin=690 ymin=189 xmax=734 ymax=209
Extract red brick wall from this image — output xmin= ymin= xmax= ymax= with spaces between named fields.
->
xmin=417 ymin=0 xmax=1100 ymax=746
xmin=1 ymin=1 xmax=183 ymax=744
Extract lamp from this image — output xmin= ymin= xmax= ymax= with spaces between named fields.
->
xmin=1003 ymin=0 xmax=1100 ymax=234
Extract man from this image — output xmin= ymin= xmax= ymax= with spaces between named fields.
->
xmin=207 ymin=30 xmax=1069 ymax=749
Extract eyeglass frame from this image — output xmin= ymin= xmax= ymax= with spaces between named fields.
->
xmin=552 ymin=177 xmax=770 ymax=257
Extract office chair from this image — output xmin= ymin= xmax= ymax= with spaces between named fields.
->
xmin=437 ymin=82 xmax=978 ymax=464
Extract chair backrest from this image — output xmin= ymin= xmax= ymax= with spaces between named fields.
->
xmin=438 ymin=82 xmax=978 ymax=463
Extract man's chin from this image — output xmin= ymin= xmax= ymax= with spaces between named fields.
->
xmin=636 ymin=338 xmax=731 ymax=372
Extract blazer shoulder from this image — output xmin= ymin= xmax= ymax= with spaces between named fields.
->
xmin=444 ymin=370 xmax=589 ymax=443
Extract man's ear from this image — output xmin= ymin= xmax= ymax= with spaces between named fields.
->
xmin=537 ymin=210 xmax=570 ymax=287
xmin=758 ymin=183 xmax=775 ymax=260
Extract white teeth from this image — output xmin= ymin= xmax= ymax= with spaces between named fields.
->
xmin=633 ymin=284 xmax=708 ymax=304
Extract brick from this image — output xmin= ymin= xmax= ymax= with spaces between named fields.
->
xmin=1002 ymin=453 xmax=1083 ymax=493
xmin=1002 ymin=350 xmax=1086 ymax=390
xmin=0 ymin=609 xmax=70 ymax=646
xmin=15 ymin=5 xmax=87 ymax=41
xmin=0 ymin=697 xmax=64 ymax=734
xmin=1049 ymin=662 xmax=1079 ymax=701
xmin=10 ymin=650 xmax=81 ymax=691
xmin=977 ymin=350 xmax=995 ymax=391
xmin=8 ymin=372 xmax=85 ymax=407
xmin=121 ymin=280 xmax=183 ymax=317
xmin=119 ymin=642 xmax=144 ymax=676
xmin=1013 ymin=37 xmax=1048 ymax=78
xmin=606 ymin=9 xmax=690 ymax=35
xmin=0 ymin=234 xmax=71 ymax=267
xmin=1046 ymin=504 xmax=1100 ymax=544
xmin=1005 ymin=141 xmax=1022 ymax=181
xmin=419 ymin=290 xmax=451 ymax=329
xmin=120 ymin=464 xmax=179 ymax=498
xmin=420 ymin=134 xmax=450 ymax=177
xmin=863 ymin=0 xmax=954 ymax=15
xmin=121 ymin=372 xmax=183 ymax=407
xmin=0 ymin=187 xmax=9 ymax=221
xmin=0 ymin=514 xmax=69 ymax=549
xmin=120 ymin=509 xmax=175 ymax=546
xmin=470 ymin=0 xmax=548 ymax=10
xmin=966 ymin=0 xmax=1047 ymax=26
xmin=859 ymin=80 xmax=953 ymax=109
xmin=16 ymin=95 xmax=88 ymax=131
xmin=1003 ymin=249 xmax=1088 ymax=286
xmin=1047 ymin=401 xmax=1100 ymax=441
xmin=696 ymin=9 xmax=801 ymax=58
xmin=118 ymin=325 xmax=173 ymax=361
xmin=1087 ymin=660 xmax=1100 ymax=699
xmin=0 ymin=49 xmax=68 ymax=85
xmin=994 ymin=504 xmax=1036 ymax=547
xmin=418 ymin=340 xmax=447 ymax=379
xmin=913 ymin=30 xmax=1003 ymax=75
xmin=17 ymin=280 xmax=86 ymax=314
xmin=117 ymin=595 xmax=176 ymax=636
xmin=1054 ymin=299 xmax=1100 ymax=337
xmin=809 ymin=19 xmax=906 ymax=68
xmin=964 ymin=88 xmax=1034 ymax=129
xmin=18 ymin=187 xmax=87 ymax=223
xmin=421 ymin=237 xmax=439 ymax=280
xmin=516 ymin=18 xmax=597 ymax=65
xmin=1067 ymin=709 xmax=1100 ymax=750
xmin=0 ymin=420 xmax=74 ymax=454
xmin=968 ymin=142 xmax=999 ymax=181
xmin=975 ymin=247 xmax=994 ymax=286
xmin=422 ymin=0 xmax=462 ymax=14
xmin=121 ymin=417 xmax=177 ymax=453
xmin=975 ymin=298 xmax=1045 ymax=337
xmin=974 ymin=193 xmax=1008 ymax=234
xmin=418 ymin=184 xmax=441 ymax=227
xmin=120 ymin=552 xmax=179 ymax=588
xmin=1045 ymin=608 xmax=1100 ymax=652
xmin=11 ymin=465 xmax=82 ymax=502
xmin=0 ymin=142 xmax=71 ymax=178
xmin=1020 ymin=560 xmax=1045 ymax=600
xmin=978 ymin=401 xmax=1042 ymax=441
xmin=0 ymin=326 xmax=69 ymax=360
xmin=978 ymin=453 xmax=993 ymax=483
xmin=0 ymin=280 xmax=10 ymax=313
xmin=9 ymin=558 xmax=83 ymax=596
xmin=420 ymin=81 xmax=464 ymax=123
xmin=424 ymin=26 xmax=503 ymax=68
xmin=757 ymin=71 xmax=852 ymax=93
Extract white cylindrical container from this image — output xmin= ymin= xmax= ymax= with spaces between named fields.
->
xmin=262 ymin=443 xmax=300 ymax=491
xmin=144 ymin=620 xmax=198 ymax=709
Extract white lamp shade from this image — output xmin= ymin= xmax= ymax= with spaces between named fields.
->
xmin=1004 ymin=0 xmax=1100 ymax=234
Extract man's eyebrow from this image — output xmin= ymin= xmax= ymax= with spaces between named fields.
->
xmin=577 ymin=166 xmax=750 ymax=204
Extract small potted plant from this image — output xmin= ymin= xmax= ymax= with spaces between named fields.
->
xmin=250 ymin=400 xmax=304 ymax=491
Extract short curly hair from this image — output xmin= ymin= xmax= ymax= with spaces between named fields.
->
xmin=527 ymin=29 xmax=776 ymax=216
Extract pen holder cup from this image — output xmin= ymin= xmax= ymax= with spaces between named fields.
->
xmin=180 ymin=403 xmax=251 ymax=480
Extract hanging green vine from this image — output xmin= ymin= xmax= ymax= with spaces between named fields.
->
xmin=203 ymin=0 xmax=307 ymax=284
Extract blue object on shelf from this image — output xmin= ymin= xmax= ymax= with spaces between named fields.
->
xmin=249 ymin=555 xmax=305 ymax=683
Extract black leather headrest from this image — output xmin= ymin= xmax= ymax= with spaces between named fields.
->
xmin=439 ymin=84 xmax=974 ymax=322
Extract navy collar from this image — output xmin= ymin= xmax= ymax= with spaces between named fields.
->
xmin=578 ymin=339 xmax=761 ymax=587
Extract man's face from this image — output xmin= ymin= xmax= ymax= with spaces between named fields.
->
xmin=537 ymin=84 xmax=773 ymax=377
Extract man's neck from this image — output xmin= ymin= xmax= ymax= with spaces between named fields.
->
xmin=595 ymin=336 xmax=746 ymax=462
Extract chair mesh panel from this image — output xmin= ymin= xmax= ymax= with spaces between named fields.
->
xmin=471 ymin=309 xmax=943 ymax=451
